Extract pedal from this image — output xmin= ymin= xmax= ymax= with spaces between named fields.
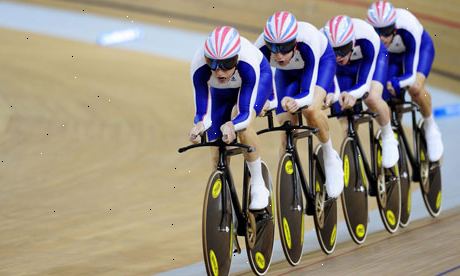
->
xmin=251 ymin=209 xmax=273 ymax=225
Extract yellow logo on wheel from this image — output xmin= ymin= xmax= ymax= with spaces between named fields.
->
xmin=436 ymin=191 xmax=442 ymax=210
xmin=356 ymin=224 xmax=365 ymax=238
xmin=420 ymin=150 xmax=426 ymax=162
xmin=315 ymin=180 xmax=320 ymax=192
xmin=386 ymin=210 xmax=396 ymax=226
xmin=377 ymin=148 xmax=382 ymax=168
xmin=212 ymin=179 xmax=222 ymax=199
xmin=344 ymin=155 xmax=349 ymax=188
xmin=209 ymin=249 xmax=219 ymax=276
xmin=255 ymin=252 xmax=265 ymax=270
xmin=283 ymin=217 xmax=292 ymax=249
xmin=330 ymin=224 xmax=337 ymax=247
xmin=285 ymin=160 xmax=294 ymax=175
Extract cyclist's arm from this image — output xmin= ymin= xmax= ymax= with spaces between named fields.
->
xmin=348 ymin=40 xmax=377 ymax=99
xmin=191 ymin=62 xmax=212 ymax=129
xmin=292 ymin=42 xmax=317 ymax=107
xmin=232 ymin=61 xmax=257 ymax=131
xmin=391 ymin=29 xmax=420 ymax=93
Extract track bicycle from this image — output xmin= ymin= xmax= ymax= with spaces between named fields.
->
xmin=257 ymin=110 xmax=338 ymax=266
xmin=178 ymin=136 xmax=275 ymax=276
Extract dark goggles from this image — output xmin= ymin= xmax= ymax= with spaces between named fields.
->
xmin=375 ymin=24 xmax=396 ymax=37
xmin=206 ymin=56 xmax=238 ymax=71
xmin=333 ymin=41 xmax=354 ymax=57
xmin=265 ymin=40 xmax=296 ymax=54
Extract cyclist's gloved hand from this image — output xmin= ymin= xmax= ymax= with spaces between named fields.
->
xmin=189 ymin=122 xmax=205 ymax=144
xmin=220 ymin=121 xmax=236 ymax=144
xmin=281 ymin=96 xmax=299 ymax=113
xmin=323 ymin=93 xmax=335 ymax=110
xmin=339 ymin=92 xmax=356 ymax=110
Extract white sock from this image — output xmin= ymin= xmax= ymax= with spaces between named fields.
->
xmin=381 ymin=122 xmax=393 ymax=140
xmin=423 ymin=114 xmax=435 ymax=130
xmin=321 ymin=139 xmax=334 ymax=157
xmin=247 ymin=158 xmax=263 ymax=187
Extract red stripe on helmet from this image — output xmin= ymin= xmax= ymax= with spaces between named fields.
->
xmin=264 ymin=25 xmax=274 ymax=41
xmin=341 ymin=23 xmax=354 ymax=44
xmin=214 ymin=26 xmax=221 ymax=57
xmin=204 ymin=42 xmax=216 ymax=58
xmin=274 ymin=12 xmax=281 ymax=40
xmin=219 ymin=27 xmax=231 ymax=57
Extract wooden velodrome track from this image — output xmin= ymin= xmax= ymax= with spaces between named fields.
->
xmin=0 ymin=0 xmax=459 ymax=275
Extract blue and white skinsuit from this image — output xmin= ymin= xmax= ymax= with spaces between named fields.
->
xmin=191 ymin=37 xmax=276 ymax=141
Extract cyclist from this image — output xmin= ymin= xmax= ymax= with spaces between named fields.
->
xmin=322 ymin=15 xmax=399 ymax=168
xmin=367 ymin=0 xmax=443 ymax=162
xmin=255 ymin=11 xmax=344 ymax=198
xmin=189 ymin=26 xmax=276 ymax=210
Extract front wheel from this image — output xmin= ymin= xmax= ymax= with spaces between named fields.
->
xmin=418 ymin=121 xmax=442 ymax=217
xmin=313 ymin=145 xmax=337 ymax=254
xmin=375 ymin=131 xmax=401 ymax=234
xmin=202 ymin=171 xmax=233 ymax=276
xmin=245 ymin=161 xmax=275 ymax=275
xmin=340 ymin=137 xmax=368 ymax=244
xmin=276 ymin=153 xmax=304 ymax=266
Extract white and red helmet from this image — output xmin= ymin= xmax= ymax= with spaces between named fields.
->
xmin=367 ymin=0 xmax=397 ymax=28
xmin=323 ymin=15 xmax=355 ymax=48
xmin=264 ymin=11 xmax=298 ymax=44
xmin=204 ymin=26 xmax=241 ymax=60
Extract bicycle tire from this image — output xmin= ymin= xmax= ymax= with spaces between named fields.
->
xmin=245 ymin=161 xmax=275 ymax=275
xmin=375 ymin=131 xmax=401 ymax=234
xmin=398 ymin=133 xmax=412 ymax=227
xmin=340 ymin=137 xmax=368 ymax=244
xmin=313 ymin=145 xmax=337 ymax=254
xmin=202 ymin=171 xmax=233 ymax=276
xmin=417 ymin=121 xmax=442 ymax=217
xmin=276 ymin=153 xmax=304 ymax=266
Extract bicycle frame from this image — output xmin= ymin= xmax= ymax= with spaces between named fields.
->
xmin=178 ymin=138 xmax=253 ymax=236
xmin=258 ymin=111 xmax=323 ymax=213
xmin=389 ymin=99 xmax=422 ymax=182
xmin=330 ymin=106 xmax=379 ymax=191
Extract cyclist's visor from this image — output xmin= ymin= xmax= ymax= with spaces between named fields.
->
xmin=333 ymin=41 xmax=354 ymax=57
xmin=206 ymin=56 xmax=238 ymax=71
xmin=265 ymin=40 xmax=296 ymax=54
xmin=375 ymin=24 xmax=396 ymax=37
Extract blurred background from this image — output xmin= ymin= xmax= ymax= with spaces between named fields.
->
xmin=0 ymin=0 xmax=459 ymax=275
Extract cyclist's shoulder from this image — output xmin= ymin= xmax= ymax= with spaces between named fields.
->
xmin=190 ymin=47 xmax=207 ymax=72
xmin=395 ymin=8 xmax=423 ymax=33
xmin=297 ymin=21 xmax=328 ymax=53
xmin=238 ymin=37 xmax=264 ymax=64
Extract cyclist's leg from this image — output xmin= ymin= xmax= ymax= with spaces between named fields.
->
xmin=365 ymin=43 xmax=399 ymax=168
xmin=274 ymin=68 xmax=300 ymax=157
xmin=304 ymin=86 xmax=344 ymax=198
xmin=409 ymin=31 xmax=443 ymax=161
xmin=305 ymin=48 xmax=344 ymax=198
xmin=240 ymin=64 xmax=275 ymax=210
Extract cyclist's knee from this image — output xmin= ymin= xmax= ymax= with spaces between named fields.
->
xmin=364 ymin=92 xmax=380 ymax=109
xmin=304 ymin=105 xmax=321 ymax=123
xmin=408 ymin=84 xmax=423 ymax=99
